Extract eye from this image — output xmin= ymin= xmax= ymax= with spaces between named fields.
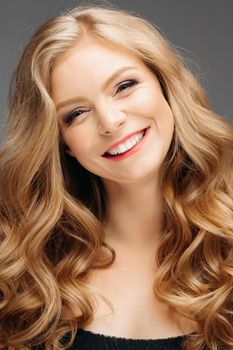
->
xmin=63 ymin=79 xmax=138 ymax=126
xmin=115 ymin=79 xmax=138 ymax=94
xmin=63 ymin=108 xmax=89 ymax=125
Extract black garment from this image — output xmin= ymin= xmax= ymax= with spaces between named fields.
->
xmin=68 ymin=328 xmax=188 ymax=350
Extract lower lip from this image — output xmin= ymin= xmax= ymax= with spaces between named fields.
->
xmin=102 ymin=127 xmax=150 ymax=161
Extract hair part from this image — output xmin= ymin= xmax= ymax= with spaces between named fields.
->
xmin=0 ymin=3 xmax=232 ymax=349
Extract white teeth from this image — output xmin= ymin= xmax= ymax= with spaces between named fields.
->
xmin=107 ymin=130 xmax=145 ymax=156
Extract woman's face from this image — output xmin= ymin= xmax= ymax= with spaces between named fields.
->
xmin=51 ymin=38 xmax=174 ymax=184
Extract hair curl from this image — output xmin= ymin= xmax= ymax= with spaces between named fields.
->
xmin=0 ymin=3 xmax=232 ymax=350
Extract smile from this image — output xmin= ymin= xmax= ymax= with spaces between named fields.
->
xmin=102 ymin=127 xmax=150 ymax=161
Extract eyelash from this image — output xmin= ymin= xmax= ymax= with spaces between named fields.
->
xmin=63 ymin=79 xmax=138 ymax=125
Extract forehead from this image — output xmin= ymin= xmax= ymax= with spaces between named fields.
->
xmin=50 ymin=37 xmax=158 ymax=106
xmin=51 ymin=37 xmax=148 ymax=82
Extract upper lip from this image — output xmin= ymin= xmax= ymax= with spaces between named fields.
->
xmin=102 ymin=127 xmax=148 ymax=155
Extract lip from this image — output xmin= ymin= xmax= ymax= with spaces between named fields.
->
xmin=102 ymin=126 xmax=150 ymax=161
xmin=102 ymin=127 xmax=149 ymax=155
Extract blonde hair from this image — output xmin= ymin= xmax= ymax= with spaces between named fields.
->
xmin=0 ymin=3 xmax=232 ymax=349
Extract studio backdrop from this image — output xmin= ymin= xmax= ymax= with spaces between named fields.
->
xmin=0 ymin=0 xmax=232 ymax=142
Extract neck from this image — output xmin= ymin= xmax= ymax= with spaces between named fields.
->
xmin=102 ymin=174 xmax=163 ymax=250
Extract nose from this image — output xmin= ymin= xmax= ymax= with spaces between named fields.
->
xmin=97 ymin=103 xmax=127 ymax=135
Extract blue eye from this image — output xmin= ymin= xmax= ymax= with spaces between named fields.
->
xmin=116 ymin=79 xmax=138 ymax=94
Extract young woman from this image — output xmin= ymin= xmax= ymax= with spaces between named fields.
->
xmin=0 ymin=3 xmax=232 ymax=350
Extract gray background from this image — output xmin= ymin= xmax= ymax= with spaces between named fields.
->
xmin=1 ymin=0 xmax=233 ymax=140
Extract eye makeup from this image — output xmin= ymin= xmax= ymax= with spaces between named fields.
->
xmin=62 ymin=78 xmax=139 ymax=126
xmin=114 ymin=79 xmax=138 ymax=94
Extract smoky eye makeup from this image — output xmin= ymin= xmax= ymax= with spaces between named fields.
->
xmin=63 ymin=108 xmax=89 ymax=125
xmin=62 ymin=77 xmax=140 ymax=126
xmin=114 ymin=78 xmax=139 ymax=94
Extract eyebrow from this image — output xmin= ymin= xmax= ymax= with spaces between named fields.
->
xmin=55 ymin=66 xmax=138 ymax=111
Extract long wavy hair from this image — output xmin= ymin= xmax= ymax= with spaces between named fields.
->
xmin=0 ymin=3 xmax=232 ymax=350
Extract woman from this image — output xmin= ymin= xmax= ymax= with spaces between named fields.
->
xmin=0 ymin=3 xmax=232 ymax=350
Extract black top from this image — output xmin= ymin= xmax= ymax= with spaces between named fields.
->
xmin=67 ymin=328 xmax=189 ymax=350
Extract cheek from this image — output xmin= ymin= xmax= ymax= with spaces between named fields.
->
xmin=63 ymin=129 xmax=89 ymax=158
xmin=134 ymin=87 xmax=173 ymax=124
xmin=141 ymin=87 xmax=174 ymax=139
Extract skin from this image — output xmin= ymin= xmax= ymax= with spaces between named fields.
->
xmin=51 ymin=38 xmax=198 ymax=337
xmin=51 ymin=36 xmax=174 ymax=258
